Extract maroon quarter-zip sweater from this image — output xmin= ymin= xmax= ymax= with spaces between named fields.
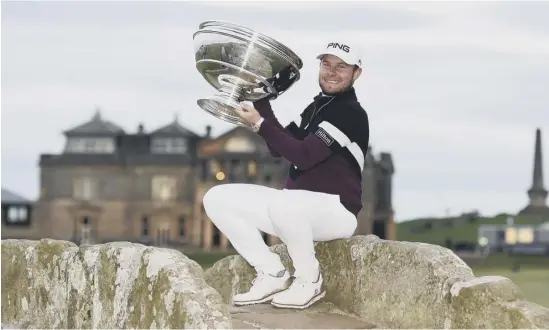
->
xmin=254 ymin=87 xmax=370 ymax=217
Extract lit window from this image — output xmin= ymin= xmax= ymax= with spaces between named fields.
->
xmin=6 ymin=206 xmax=28 ymax=223
xmin=517 ymin=228 xmax=534 ymax=244
xmin=506 ymin=227 xmax=535 ymax=244
xmin=248 ymin=161 xmax=257 ymax=176
xmin=505 ymin=228 xmax=517 ymax=245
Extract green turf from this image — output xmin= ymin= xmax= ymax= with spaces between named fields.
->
xmin=186 ymin=250 xmax=236 ymax=269
xmin=397 ymin=214 xmax=547 ymax=246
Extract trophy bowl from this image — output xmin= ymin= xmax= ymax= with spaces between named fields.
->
xmin=193 ymin=21 xmax=304 ymax=126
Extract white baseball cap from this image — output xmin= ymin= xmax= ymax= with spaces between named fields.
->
xmin=316 ymin=41 xmax=362 ymax=68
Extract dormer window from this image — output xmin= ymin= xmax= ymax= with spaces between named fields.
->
xmin=151 ymin=138 xmax=187 ymax=154
xmin=65 ymin=137 xmax=115 ymax=154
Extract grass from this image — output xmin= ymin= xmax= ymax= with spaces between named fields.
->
xmin=397 ymin=214 xmax=547 ymax=246
xmin=186 ymin=250 xmax=236 ymax=269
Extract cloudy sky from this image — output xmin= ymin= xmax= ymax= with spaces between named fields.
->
xmin=2 ymin=1 xmax=548 ymax=221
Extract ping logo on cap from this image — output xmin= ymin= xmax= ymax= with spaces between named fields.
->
xmin=327 ymin=42 xmax=350 ymax=53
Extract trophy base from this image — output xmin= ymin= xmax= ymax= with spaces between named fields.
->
xmin=197 ymin=96 xmax=247 ymax=126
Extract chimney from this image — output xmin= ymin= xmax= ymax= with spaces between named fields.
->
xmin=137 ymin=123 xmax=145 ymax=134
xmin=205 ymin=125 xmax=212 ymax=138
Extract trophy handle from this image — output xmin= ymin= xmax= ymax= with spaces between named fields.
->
xmin=257 ymin=64 xmax=300 ymax=100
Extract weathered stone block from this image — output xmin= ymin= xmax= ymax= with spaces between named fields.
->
xmin=449 ymin=276 xmax=549 ymax=328
xmin=1 ymin=239 xmax=231 ymax=329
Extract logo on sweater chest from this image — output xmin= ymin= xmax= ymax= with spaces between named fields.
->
xmin=315 ymin=127 xmax=335 ymax=146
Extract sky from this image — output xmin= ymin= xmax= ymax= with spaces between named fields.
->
xmin=1 ymin=1 xmax=549 ymax=221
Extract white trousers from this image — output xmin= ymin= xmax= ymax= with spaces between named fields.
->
xmin=203 ymin=184 xmax=357 ymax=281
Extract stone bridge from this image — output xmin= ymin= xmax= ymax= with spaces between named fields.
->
xmin=2 ymin=235 xmax=549 ymax=329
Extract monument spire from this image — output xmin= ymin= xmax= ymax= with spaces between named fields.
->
xmin=531 ymin=128 xmax=545 ymax=191
xmin=518 ymin=128 xmax=549 ymax=216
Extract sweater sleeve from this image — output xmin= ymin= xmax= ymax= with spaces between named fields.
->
xmin=253 ymin=98 xmax=300 ymax=158
xmin=257 ymin=118 xmax=332 ymax=169
xmin=257 ymin=104 xmax=367 ymax=170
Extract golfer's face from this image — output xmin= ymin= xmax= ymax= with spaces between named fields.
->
xmin=319 ymin=55 xmax=358 ymax=94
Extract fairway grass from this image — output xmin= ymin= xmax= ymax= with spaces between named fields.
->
xmin=472 ymin=267 xmax=549 ymax=308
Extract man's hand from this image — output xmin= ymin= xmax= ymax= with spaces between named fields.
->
xmin=234 ymin=101 xmax=262 ymax=126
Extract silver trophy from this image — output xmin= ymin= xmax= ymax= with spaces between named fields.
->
xmin=193 ymin=21 xmax=303 ymax=126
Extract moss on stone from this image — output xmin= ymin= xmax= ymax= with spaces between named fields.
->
xmin=125 ymin=250 xmax=155 ymax=328
xmin=37 ymin=286 xmax=50 ymax=310
xmin=34 ymin=239 xmax=75 ymax=271
xmin=97 ymin=245 xmax=118 ymax=325
xmin=1 ymin=240 xmax=33 ymax=326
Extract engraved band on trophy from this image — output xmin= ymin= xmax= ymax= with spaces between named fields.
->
xmin=193 ymin=21 xmax=304 ymax=126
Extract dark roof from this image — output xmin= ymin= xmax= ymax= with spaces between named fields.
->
xmin=64 ymin=109 xmax=125 ymax=136
xmin=151 ymin=114 xmax=200 ymax=137
xmin=1 ymin=188 xmax=32 ymax=204
xmin=212 ymin=126 xmax=261 ymax=141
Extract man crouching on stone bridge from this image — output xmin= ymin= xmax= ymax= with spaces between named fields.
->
xmin=203 ymin=41 xmax=369 ymax=309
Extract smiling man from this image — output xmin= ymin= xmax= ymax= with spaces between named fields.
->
xmin=202 ymin=42 xmax=369 ymax=309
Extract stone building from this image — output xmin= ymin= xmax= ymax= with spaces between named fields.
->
xmin=2 ymin=110 xmax=396 ymax=249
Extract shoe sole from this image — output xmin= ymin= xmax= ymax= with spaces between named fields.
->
xmin=232 ymin=288 xmax=289 ymax=306
xmin=270 ymin=290 xmax=326 ymax=309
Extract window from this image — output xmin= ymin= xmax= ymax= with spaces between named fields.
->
xmin=6 ymin=206 xmax=28 ymax=223
xmin=151 ymin=138 xmax=188 ymax=154
xmin=73 ymin=178 xmax=96 ymax=201
xmin=506 ymin=227 xmax=534 ymax=244
xmin=518 ymin=228 xmax=534 ymax=244
xmin=66 ymin=137 xmax=115 ymax=154
xmin=80 ymin=216 xmax=92 ymax=243
xmin=210 ymin=160 xmax=221 ymax=174
xmin=152 ymin=176 xmax=177 ymax=201
xmin=224 ymin=137 xmax=255 ymax=153
xmin=200 ymin=160 xmax=208 ymax=181
xmin=248 ymin=161 xmax=257 ymax=177
xmin=179 ymin=216 xmax=185 ymax=237
xmin=142 ymin=216 xmax=149 ymax=236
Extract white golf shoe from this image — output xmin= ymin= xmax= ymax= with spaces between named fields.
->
xmin=232 ymin=269 xmax=291 ymax=306
xmin=271 ymin=270 xmax=325 ymax=309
